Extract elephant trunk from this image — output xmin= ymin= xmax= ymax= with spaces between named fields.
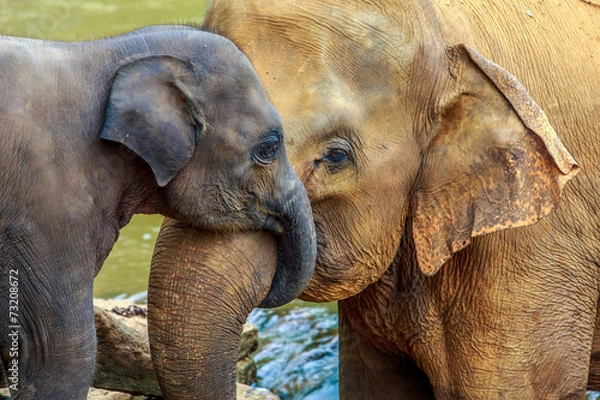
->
xmin=147 ymin=221 xmax=278 ymax=399
xmin=259 ymin=168 xmax=317 ymax=307
xmin=148 ymin=162 xmax=316 ymax=398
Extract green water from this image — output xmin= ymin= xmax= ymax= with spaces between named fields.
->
xmin=94 ymin=215 xmax=163 ymax=299
xmin=0 ymin=0 xmax=209 ymax=299
xmin=0 ymin=0 xmax=208 ymax=41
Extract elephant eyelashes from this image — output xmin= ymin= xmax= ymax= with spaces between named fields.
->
xmin=320 ymin=145 xmax=353 ymax=173
xmin=316 ymin=131 xmax=360 ymax=174
xmin=323 ymin=148 xmax=349 ymax=164
xmin=253 ymin=132 xmax=281 ymax=165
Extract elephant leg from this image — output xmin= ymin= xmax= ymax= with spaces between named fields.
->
xmin=587 ymin=303 xmax=600 ymax=391
xmin=1 ymin=268 xmax=96 ymax=400
xmin=338 ymin=300 xmax=435 ymax=400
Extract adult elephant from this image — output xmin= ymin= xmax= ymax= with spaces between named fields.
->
xmin=148 ymin=0 xmax=600 ymax=398
xmin=0 ymin=26 xmax=316 ymax=399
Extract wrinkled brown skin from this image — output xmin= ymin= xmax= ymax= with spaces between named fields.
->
xmin=0 ymin=26 xmax=316 ymax=400
xmin=196 ymin=0 xmax=600 ymax=398
xmin=148 ymin=222 xmax=277 ymax=400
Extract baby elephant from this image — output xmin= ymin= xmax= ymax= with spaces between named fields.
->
xmin=0 ymin=26 xmax=316 ymax=399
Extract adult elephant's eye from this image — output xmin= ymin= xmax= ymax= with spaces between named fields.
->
xmin=254 ymin=132 xmax=280 ymax=165
xmin=319 ymin=145 xmax=352 ymax=174
xmin=323 ymin=148 xmax=349 ymax=164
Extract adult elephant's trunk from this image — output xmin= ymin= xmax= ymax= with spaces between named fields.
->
xmin=148 ymin=223 xmax=278 ymax=399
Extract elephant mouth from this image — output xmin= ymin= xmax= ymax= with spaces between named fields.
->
xmin=299 ymin=217 xmax=374 ymax=302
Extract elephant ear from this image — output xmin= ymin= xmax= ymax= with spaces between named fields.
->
xmin=100 ymin=56 xmax=205 ymax=187
xmin=412 ymin=43 xmax=579 ymax=276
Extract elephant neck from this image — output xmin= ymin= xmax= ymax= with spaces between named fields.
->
xmin=114 ymin=155 xmax=168 ymax=228
xmin=90 ymin=150 xmax=167 ymax=274
xmin=338 ymin=225 xmax=472 ymax=391
xmin=338 ymin=224 xmax=438 ymax=356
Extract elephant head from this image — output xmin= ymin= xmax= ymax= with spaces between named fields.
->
xmin=201 ymin=0 xmax=578 ymax=301
xmin=100 ymin=34 xmax=316 ymax=308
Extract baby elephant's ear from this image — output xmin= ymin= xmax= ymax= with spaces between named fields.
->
xmin=100 ymin=56 xmax=205 ymax=187
xmin=412 ymin=44 xmax=579 ymax=276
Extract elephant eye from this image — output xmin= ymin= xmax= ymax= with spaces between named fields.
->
xmin=320 ymin=146 xmax=352 ymax=174
xmin=317 ymin=131 xmax=359 ymax=173
xmin=253 ymin=132 xmax=280 ymax=165
xmin=323 ymin=148 xmax=349 ymax=164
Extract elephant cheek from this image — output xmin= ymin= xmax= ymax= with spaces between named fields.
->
xmin=298 ymin=227 xmax=403 ymax=301
xmin=300 ymin=281 xmax=343 ymax=303
xmin=299 ymin=262 xmax=376 ymax=302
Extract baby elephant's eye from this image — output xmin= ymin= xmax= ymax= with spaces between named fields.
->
xmin=254 ymin=132 xmax=280 ymax=165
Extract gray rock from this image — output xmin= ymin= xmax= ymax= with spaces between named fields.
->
xmin=3 ymin=386 xmax=276 ymax=400
xmin=86 ymin=387 xmax=149 ymax=400
xmin=236 ymin=384 xmax=281 ymax=400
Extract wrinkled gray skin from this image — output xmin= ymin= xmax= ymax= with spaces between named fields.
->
xmin=0 ymin=26 xmax=316 ymax=400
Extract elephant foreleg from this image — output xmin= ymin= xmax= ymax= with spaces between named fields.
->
xmin=587 ymin=303 xmax=600 ymax=391
xmin=338 ymin=300 xmax=435 ymax=400
xmin=1 ymin=267 xmax=96 ymax=400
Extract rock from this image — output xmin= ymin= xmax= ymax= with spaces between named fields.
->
xmin=237 ymin=323 xmax=259 ymax=385
xmin=93 ymin=298 xmax=274 ymax=399
xmin=3 ymin=386 xmax=280 ymax=400
xmin=236 ymin=384 xmax=281 ymax=400
xmin=93 ymin=300 xmax=161 ymax=395
xmin=238 ymin=323 xmax=259 ymax=360
xmin=86 ymin=387 xmax=150 ymax=400
xmin=236 ymin=356 xmax=257 ymax=387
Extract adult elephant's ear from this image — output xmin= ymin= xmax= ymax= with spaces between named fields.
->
xmin=100 ymin=56 xmax=205 ymax=187
xmin=412 ymin=43 xmax=579 ymax=276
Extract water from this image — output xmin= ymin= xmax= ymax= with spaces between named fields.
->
xmin=94 ymin=215 xmax=163 ymax=299
xmin=248 ymin=303 xmax=339 ymax=400
xmin=0 ymin=0 xmax=208 ymax=41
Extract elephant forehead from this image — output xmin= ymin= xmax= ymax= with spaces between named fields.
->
xmin=208 ymin=0 xmax=414 ymax=47
xmin=205 ymin=0 xmax=418 ymax=90
xmin=274 ymin=85 xmax=364 ymax=147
